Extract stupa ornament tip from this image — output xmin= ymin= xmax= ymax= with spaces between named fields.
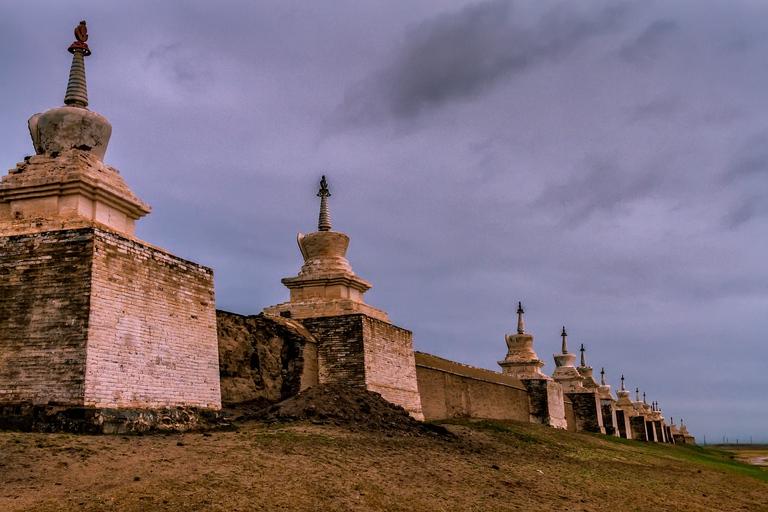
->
xmin=561 ymin=326 xmax=568 ymax=354
xmin=65 ymin=21 xmax=91 ymax=108
xmin=579 ymin=343 xmax=586 ymax=367
xmin=317 ymin=175 xmax=332 ymax=231
xmin=516 ymin=301 xmax=525 ymax=334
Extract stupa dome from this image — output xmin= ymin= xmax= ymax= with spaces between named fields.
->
xmin=27 ymin=21 xmax=112 ymax=161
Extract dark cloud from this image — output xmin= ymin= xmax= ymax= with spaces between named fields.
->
xmin=720 ymin=133 xmax=768 ymax=227
xmin=723 ymin=133 xmax=768 ymax=183
xmin=335 ymin=0 xmax=629 ymax=126
xmin=534 ymin=158 xmax=660 ymax=227
xmin=619 ymin=19 xmax=679 ymax=65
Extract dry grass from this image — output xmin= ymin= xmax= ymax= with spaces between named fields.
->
xmin=1 ymin=419 xmax=767 ymax=511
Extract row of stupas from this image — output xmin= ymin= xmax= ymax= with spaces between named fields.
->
xmin=498 ymin=304 xmax=694 ymax=443
xmin=0 ymin=23 xmax=693 ymax=441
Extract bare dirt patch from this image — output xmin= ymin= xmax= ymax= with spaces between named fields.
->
xmin=252 ymin=383 xmax=451 ymax=437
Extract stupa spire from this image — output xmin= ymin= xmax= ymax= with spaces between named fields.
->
xmin=643 ymin=392 xmax=647 ymax=404
xmin=561 ymin=326 xmax=568 ymax=354
xmin=636 ymin=387 xmax=640 ymax=401
xmin=580 ymin=343 xmax=586 ymax=367
xmin=64 ymin=21 xmax=91 ymax=108
xmin=516 ymin=302 xmax=525 ymax=334
xmin=317 ymin=175 xmax=331 ymax=231
xmin=601 ymin=367 xmax=606 ymax=386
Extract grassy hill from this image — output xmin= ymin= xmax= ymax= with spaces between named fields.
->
xmin=1 ymin=417 xmax=767 ymax=511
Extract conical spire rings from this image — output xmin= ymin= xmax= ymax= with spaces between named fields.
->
xmin=317 ymin=175 xmax=331 ymax=231
xmin=64 ymin=21 xmax=90 ymax=108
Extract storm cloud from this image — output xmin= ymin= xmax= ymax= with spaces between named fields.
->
xmin=336 ymin=0 xmax=629 ymax=125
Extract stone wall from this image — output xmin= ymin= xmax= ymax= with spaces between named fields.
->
xmin=84 ymin=229 xmax=220 ymax=409
xmin=217 ymin=311 xmax=317 ymax=406
xmin=0 ymin=230 xmax=93 ymax=406
xmin=415 ymin=352 xmax=529 ymax=422
xmin=615 ymin=409 xmax=630 ymax=439
xmin=600 ymin=399 xmax=618 ymax=436
xmin=301 ymin=315 xmax=367 ymax=388
xmin=564 ymin=398 xmax=576 ymax=431
xmin=522 ymin=379 xmax=567 ymax=428
xmin=0 ymin=227 xmax=221 ymax=410
xmin=361 ymin=317 xmax=422 ymax=419
xmin=302 ymin=314 xmax=423 ymax=419
xmin=566 ymin=392 xmax=605 ymax=434
xmin=630 ymin=416 xmax=647 ymax=441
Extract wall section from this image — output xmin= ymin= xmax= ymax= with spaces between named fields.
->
xmin=361 ymin=317 xmax=423 ymax=420
xmin=415 ymin=352 xmax=529 ymax=422
xmin=217 ymin=311 xmax=317 ymax=406
xmin=84 ymin=229 xmax=221 ymax=409
xmin=0 ymin=229 xmax=93 ymax=406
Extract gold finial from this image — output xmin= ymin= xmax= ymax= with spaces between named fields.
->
xmin=75 ymin=21 xmax=88 ymax=43
xmin=68 ymin=21 xmax=91 ymax=56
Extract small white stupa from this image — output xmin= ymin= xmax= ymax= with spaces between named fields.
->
xmin=576 ymin=344 xmax=600 ymax=390
xmin=598 ymin=368 xmax=614 ymax=401
xmin=551 ymin=327 xmax=585 ymax=392
xmin=264 ymin=176 xmax=389 ymax=322
xmin=498 ymin=302 xmax=548 ymax=379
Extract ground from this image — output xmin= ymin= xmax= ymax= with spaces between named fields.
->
xmin=2 ymin=417 xmax=767 ymax=511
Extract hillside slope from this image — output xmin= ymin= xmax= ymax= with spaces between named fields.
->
xmin=1 ymin=416 xmax=767 ymax=511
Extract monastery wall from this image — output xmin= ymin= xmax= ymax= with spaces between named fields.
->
xmin=564 ymin=400 xmax=576 ymax=431
xmin=361 ymin=317 xmax=423 ymax=420
xmin=415 ymin=352 xmax=529 ymax=422
xmin=83 ymin=228 xmax=220 ymax=409
xmin=566 ymin=392 xmax=605 ymax=434
xmin=216 ymin=311 xmax=317 ymax=406
xmin=299 ymin=315 xmax=423 ymax=419
xmin=0 ymin=229 xmax=93 ymax=406
xmin=301 ymin=315 xmax=367 ymax=388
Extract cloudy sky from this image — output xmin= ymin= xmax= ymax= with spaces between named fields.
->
xmin=2 ymin=0 xmax=766 ymax=443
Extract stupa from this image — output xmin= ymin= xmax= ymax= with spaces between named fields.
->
xmin=497 ymin=303 xmax=566 ymax=428
xmin=576 ymin=344 xmax=600 ymax=390
xmin=615 ymin=375 xmax=634 ymax=410
xmin=551 ymin=327 xmax=604 ymax=433
xmin=551 ymin=327 xmax=584 ymax=391
xmin=0 ymin=22 xmax=149 ymax=236
xmin=265 ymin=177 xmax=423 ymax=420
xmin=676 ymin=419 xmax=695 ymax=444
xmin=264 ymin=176 xmax=388 ymax=322
xmin=596 ymin=367 xmax=619 ymax=436
xmin=598 ymin=368 xmax=612 ymax=400
xmin=0 ymin=23 xmax=221 ymax=431
xmin=498 ymin=302 xmax=546 ymax=378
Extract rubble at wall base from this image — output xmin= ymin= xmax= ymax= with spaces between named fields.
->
xmin=0 ymin=403 xmax=228 ymax=434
